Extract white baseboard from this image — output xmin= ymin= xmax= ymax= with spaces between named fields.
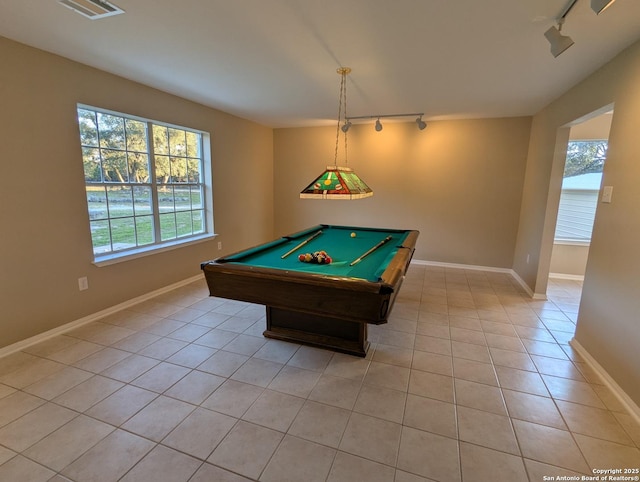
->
xmin=411 ymin=258 xmax=512 ymax=274
xmin=570 ymin=338 xmax=640 ymax=423
xmin=411 ymin=259 xmax=544 ymax=299
xmin=549 ymin=272 xmax=585 ymax=281
xmin=0 ymin=274 xmax=204 ymax=359
xmin=507 ymin=269 xmax=541 ymax=299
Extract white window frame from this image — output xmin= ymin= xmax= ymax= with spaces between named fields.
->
xmin=77 ymin=104 xmax=214 ymax=266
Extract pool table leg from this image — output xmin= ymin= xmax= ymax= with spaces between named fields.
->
xmin=264 ymin=307 xmax=369 ymax=357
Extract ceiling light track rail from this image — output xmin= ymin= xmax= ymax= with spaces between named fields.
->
xmin=343 ymin=113 xmax=427 ymax=132
xmin=346 ymin=113 xmax=424 ymax=121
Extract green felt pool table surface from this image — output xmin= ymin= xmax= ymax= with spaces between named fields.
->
xmin=219 ymin=225 xmax=412 ymax=282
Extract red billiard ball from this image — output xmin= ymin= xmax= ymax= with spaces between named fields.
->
xmin=325 ymin=256 xmax=332 ymax=264
xmin=298 ymin=254 xmax=305 ymax=262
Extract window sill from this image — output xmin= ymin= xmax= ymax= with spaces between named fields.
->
xmin=553 ymin=239 xmax=591 ymax=247
xmin=93 ymin=233 xmax=217 ymax=267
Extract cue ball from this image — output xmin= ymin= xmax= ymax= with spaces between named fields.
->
xmin=350 ymin=232 xmax=356 ymax=238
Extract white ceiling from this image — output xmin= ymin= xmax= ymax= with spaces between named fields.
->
xmin=1 ymin=0 xmax=639 ymax=127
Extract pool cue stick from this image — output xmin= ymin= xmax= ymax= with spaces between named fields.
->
xmin=281 ymin=230 xmax=323 ymax=259
xmin=350 ymin=235 xmax=393 ymax=266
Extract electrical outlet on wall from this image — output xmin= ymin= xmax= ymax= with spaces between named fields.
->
xmin=218 ymin=241 xmax=222 ymax=250
xmin=78 ymin=277 xmax=89 ymax=291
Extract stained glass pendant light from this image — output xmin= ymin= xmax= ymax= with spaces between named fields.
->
xmin=300 ymin=67 xmax=373 ymax=200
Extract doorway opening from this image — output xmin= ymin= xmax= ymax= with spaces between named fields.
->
xmin=547 ymin=110 xmax=612 ymax=323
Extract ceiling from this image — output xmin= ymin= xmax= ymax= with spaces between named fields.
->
xmin=1 ymin=0 xmax=639 ymax=127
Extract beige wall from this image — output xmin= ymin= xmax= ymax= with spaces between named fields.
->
xmin=549 ymin=243 xmax=589 ymax=276
xmin=513 ymin=39 xmax=640 ymax=404
xmin=0 ymin=37 xmax=273 ymax=348
xmin=274 ymin=117 xmax=531 ymax=267
xmin=569 ymin=111 xmax=613 ymax=140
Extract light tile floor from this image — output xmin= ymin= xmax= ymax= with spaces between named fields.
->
xmin=0 ymin=267 xmax=638 ymax=481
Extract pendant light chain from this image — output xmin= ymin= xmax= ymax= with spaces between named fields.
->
xmin=343 ymin=71 xmax=349 ymax=166
xmin=334 ymin=67 xmax=350 ymax=167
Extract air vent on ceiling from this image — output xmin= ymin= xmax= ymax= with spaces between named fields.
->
xmin=58 ymin=0 xmax=124 ymax=19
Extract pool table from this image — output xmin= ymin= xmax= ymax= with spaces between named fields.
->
xmin=201 ymin=224 xmax=419 ymax=356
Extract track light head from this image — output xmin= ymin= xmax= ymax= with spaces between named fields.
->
xmin=591 ymin=0 xmax=616 ymax=14
xmin=341 ymin=120 xmax=352 ymax=133
xmin=375 ymin=119 xmax=383 ymax=132
xmin=416 ymin=116 xmax=427 ymax=130
xmin=544 ymin=22 xmax=574 ymax=58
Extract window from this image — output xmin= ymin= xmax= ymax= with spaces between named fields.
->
xmin=555 ymin=140 xmax=606 ymax=243
xmin=77 ymin=105 xmax=213 ymax=262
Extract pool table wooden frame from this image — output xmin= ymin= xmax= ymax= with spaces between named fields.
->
xmin=201 ymin=225 xmax=419 ymax=357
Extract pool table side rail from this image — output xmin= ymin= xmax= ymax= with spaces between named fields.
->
xmin=379 ymin=230 xmax=419 ymax=286
xmin=200 ymin=263 xmax=396 ymax=324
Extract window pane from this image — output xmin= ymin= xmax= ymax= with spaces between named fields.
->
xmin=90 ymin=219 xmax=111 ymax=254
xmin=190 ymin=186 xmax=203 ymax=209
xmin=86 ymin=187 xmax=108 ymax=220
xmin=78 ymin=109 xmax=99 ymax=147
xmin=110 ymin=217 xmax=136 ymax=250
xmin=107 ymin=186 xmax=134 ymax=218
xmin=133 ymin=186 xmax=152 ymax=215
xmin=160 ymin=213 xmax=176 ymax=240
xmin=564 ymin=141 xmax=607 ymax=177
xmin=128 ymin=152 xmax=149 ymax=182
xmin=169 ymin=128 xmax=187 ymax=156
xmin=158 ymin=186 xmax=175 ymax=213
xmin=176 ymin=211 xmax=192 ymax=237
xmin=170 ymin=157 xmax=188 ymax=183
xmin=135 ymin=216 xmax=154 ymax=245
xmin=155 ymin=155 xmax=170 ymax=184
xmin=83 ymin=147 xmax=102 ymax=182
xmin=187 ymin=158 xmax=200 ymax=183
xmin=153 ymin=125 xmax=169 ymax=155
xmin=186 ymin=132 xmax=199 ymax=158
xmin=192 ymin=210 xmax=204 ymax=233
xmin=174 ymin=187 xmax=191 ymax=211
xmin=98 ymin=113 xmax=125 ymax=150
xmin=125 ymin=119 xmax=147 ymax=152
xmin=102 ymin=149 xmax=128 ymax=183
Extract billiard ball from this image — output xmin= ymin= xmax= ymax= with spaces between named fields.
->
xmin=350 ymin=232 xmax=356 ymax=238
xmin=298 ymin=254 xmax=305 ymax=262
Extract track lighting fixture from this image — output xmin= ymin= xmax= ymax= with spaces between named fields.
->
xmin=545 ymin=18 xmax=574 ymax=58
xmin=544 ymin=0 xmax=617 ymax=58
xmin=345 ymin=112 xmax=427 ymax=132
